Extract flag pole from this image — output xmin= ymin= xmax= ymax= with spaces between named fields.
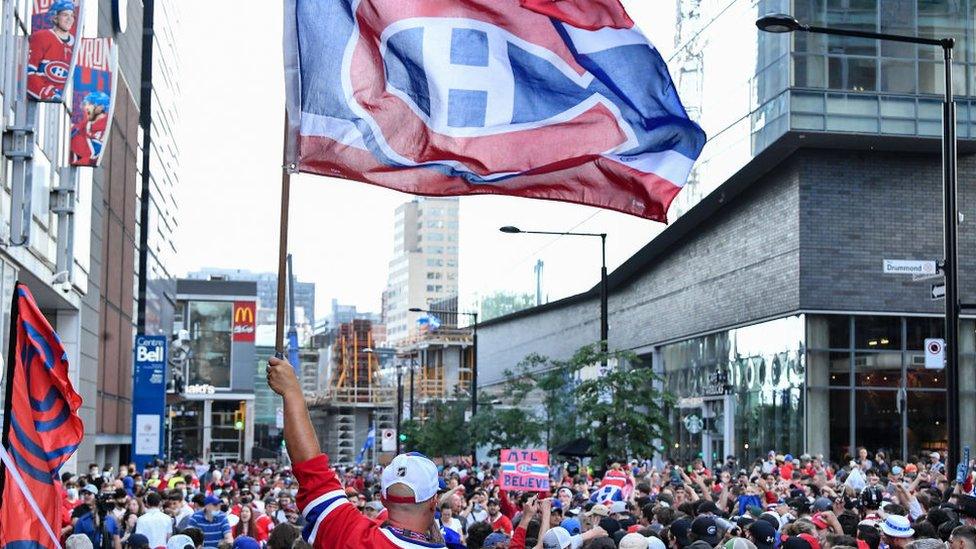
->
xmin=0 ymin=283 xmax=20 ymax=503
xmin=275 ymin=115 xmax=292 ymax=362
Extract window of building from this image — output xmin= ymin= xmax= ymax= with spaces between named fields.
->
xmin=187 ymin=301 xmax=233 ymax=388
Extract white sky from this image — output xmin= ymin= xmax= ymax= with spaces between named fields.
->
xmin=175 ymin=2 xmax=678 ymax=316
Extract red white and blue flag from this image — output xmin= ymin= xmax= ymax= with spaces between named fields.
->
xmin=590 ymin=469 xmax=633 ymax=504
xmin=284 ymin=0 xmax=705 ymax=221
xmin=0 ymin=283 xmax=84 ymax=549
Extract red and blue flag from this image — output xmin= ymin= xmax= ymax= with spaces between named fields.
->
xmin=284 ymin=0 xmax=706 ymax=221
xmin=0 ymin=283 xmax=84 ymax=549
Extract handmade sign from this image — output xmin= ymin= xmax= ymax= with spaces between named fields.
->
xmin=499 ymin=449 xmax=550 ymax=492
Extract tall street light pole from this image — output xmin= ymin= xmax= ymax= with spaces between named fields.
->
xmin=500 ymin=227 xmax=608 ymax=356
xmin=757 ymin=14 xmax=960 ymax=473
xmin=410 ymin=307 xmax=478 ymax=466
xmin=365 ymin=347 xmax=403 ymax=454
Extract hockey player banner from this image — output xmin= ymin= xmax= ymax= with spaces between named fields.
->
xmin=0 ymin=283 xmax=84 ymax=549
xmin=28 ymin=0 xmax=84 ymax=103
xmin=284 ymin=0 xmax=705 ymax=221
xmin=70 ymin=37 xmax=117 ymax=167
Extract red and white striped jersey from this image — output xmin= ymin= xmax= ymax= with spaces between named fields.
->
xmin=294 ymin=454 xmax=446 ymax=549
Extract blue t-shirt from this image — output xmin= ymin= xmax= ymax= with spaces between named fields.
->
xmin=186 ymin=510 xmax=230 ymax=548
xmin=74 ymin=511 xmax=119 ymax=548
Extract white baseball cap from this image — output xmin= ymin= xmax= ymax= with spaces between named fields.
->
xmin=542 ymin=527 xmax=583 ymax=549
xmin=610 ymin=501 xmax=628 ymax=515
xmin=381 ymin=453 xmax=439 ymax=504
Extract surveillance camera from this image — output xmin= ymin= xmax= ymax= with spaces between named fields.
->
xmin=58 ymin=280 xmax=72 ymax=294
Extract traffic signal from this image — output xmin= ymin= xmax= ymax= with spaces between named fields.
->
xmin=234 ymin=402 xmax=246 ymax=431
xmin=399 ymin=433 xmax=407 ymax=442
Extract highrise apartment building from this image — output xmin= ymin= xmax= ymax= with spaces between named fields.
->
xmin=384 ymin=198 xmax=459 ymax=343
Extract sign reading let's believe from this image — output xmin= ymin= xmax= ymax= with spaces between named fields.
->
xmin=499 ymin=449 xmax=550 ymax=492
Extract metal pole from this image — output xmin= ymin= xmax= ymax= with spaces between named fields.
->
xmin=471 ymin=313 xmax=478 ymax=467
xmin=409 ymin=360 xmax=415 ymax=421
xmin=943 ymin=41 xmax=960 ymax=475
xmin=396 ymin=366 xmax=403 ymax=454
xmin=275 ymin=114 xmax=292 ymax=362
xmin=600 ymin=234 xmax=608 ymax=356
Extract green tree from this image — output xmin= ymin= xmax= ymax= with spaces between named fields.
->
xmin=571 ymin=344 xmax=674 ymax=466
xmin=399 ymin=400 xmax=470 ymax=457
xmin=479 ymin=291 xmax=536 ymax=321
xmin=468 ymin=401 xmax=544 ymax=458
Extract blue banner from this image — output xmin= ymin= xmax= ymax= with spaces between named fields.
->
xmin=131 ymin=335 xmax=167 ymax=472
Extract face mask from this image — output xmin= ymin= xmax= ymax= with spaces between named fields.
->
xmin=214 ymin=489 xmax=223 ymax=496
xmin=67 ymin=488 xmax=78 ymax=499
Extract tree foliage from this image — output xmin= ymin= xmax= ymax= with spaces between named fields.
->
xmin=403 ymin=345 xmax=674 ymax=464
xmin=479 ymin=291 xmax=536 ymax=322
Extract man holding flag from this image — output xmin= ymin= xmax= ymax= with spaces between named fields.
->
xmin=0 ymin=283 xmax=85 ymax=549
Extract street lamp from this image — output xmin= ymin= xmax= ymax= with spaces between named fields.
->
xmin=499 ymin=226 xmax=608 ymax=357
xmin=757 ymin=13 xmax=961 ymax=473
xmin=410 ymin=306 xmax=479 ymax=466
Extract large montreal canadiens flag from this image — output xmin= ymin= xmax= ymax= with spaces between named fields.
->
xmin=0 ymin=283 xmax=84 ymax=549
xmin=284 ymin=0 xmax=706 ymax=221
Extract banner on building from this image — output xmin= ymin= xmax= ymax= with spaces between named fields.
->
xmin=233 ymin=302 xmax=256 ymax=342
xmin=283 ymin=0 xmax=705 ymax=221
xmin=28 ymin=0 xmax=84 ymax=103
xmin=0 ymin=283 xmax=84 ymax=549
xmin=70 ymin=37 xmax=118 ymax=167
xmin=131 ymin=335 xmax=167 ymax=471
xmin=499 ymin=448 xmax=550 ymax=492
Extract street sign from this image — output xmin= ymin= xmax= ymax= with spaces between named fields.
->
xmin=925 ymin=338 xmax=945 ymax=370
xmin=883 ymin=259 xmax=938 ymax=275
xmin=913 ymin=272 xmax=944 ymax=282
xmin=380 ymin=428 xmax=396 ymax=452
xmin=932 ymin=283 xmax=946 ymax=300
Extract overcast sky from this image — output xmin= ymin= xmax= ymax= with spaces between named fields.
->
xmin=175 ymin=2 xmax=678 ymax=316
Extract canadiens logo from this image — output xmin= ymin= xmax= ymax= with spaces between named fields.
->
xmin=342 ymin=1 xmax=635 ymax=181
xmin=44 ymin=61 xmax=69 ymax=82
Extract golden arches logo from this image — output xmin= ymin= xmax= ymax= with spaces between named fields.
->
xmin=234 ymin=305 xmax=254 ymax=324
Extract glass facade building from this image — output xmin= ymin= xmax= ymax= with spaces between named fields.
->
xmin=668 ymin=0 xmax=976 ymax=218
xmin=656 ymin=315 xmax=976 ymax=466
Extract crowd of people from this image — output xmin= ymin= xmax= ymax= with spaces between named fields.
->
xmin=55 ymin=447 xmax=976 ymax=549
xmin=55 ymin=358 xmax=976 ymax=549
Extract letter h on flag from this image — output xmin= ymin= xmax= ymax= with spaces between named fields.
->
xmin=284 ymin=0 xmax=706 ymax=221
xmin=0 ymin=283 xmax=84 ymax=549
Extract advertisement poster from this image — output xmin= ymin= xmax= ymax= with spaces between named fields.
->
xmin=70 ymin=37 xmax=117 ymax=167
xmin=233 ymin=301 xmax=256 ymax=342
xmin=28 ymin=0 xmax=83 ymax=102
xmin=132 ymin=335 xmax=167 ymax=470
xmin=135 ymin=414 xmax=161 ymax=455
xmin=499 ymin=449 xmax=550 ymax=492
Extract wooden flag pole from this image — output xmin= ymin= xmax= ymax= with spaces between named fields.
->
xmin=275 ymin=115 xmax=292 ymax=360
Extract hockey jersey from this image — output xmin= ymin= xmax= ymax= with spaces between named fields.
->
xmin=27 ymin=29 xmax=74 ymax=101
xmin=70 ymin=114 xmax=107 ymax=166
xmin=294 ymin=454 xmax=447 ymax=549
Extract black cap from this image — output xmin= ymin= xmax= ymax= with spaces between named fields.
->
xmin=697 ymin=500 xmax=720 ymax=516
xmin=670 ymin=517 xmax=692 ymax=548
xmin=748 ymin=519 xmax=777 ymax=549
xmin=691 ymin=515 xmax=720 ymax=546
xmin=782 ymin=537 xmax=812 ymax=549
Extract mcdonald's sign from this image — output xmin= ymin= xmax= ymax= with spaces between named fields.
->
xmin=233 ymin=301 xmax=256 ymax=342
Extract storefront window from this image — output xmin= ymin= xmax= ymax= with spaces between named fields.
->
xmin=661 ymin=316 xmax=805 ymax=464
xmin=187 ymin=301 xmax=233 ymax=388
xmin=808 ymin=314 xmax=967 ymax=462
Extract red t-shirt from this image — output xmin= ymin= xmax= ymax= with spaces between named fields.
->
xmin=295 ymin=454 xmax=446 ymax=549
xmin=491 ymin=514 xmax=513 ymax=535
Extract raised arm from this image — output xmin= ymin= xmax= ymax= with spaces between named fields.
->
xmin=267 ymin=356 xmax=321 ymax=463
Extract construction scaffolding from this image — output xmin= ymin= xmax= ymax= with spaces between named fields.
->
xmin=321 ymin=319 xmax=390 ymax=404
xmin=397 ymin=326 xmax=474 ymax=421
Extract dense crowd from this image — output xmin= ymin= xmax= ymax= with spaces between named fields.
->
xmin=56 ymin=447 xmax=976 ymax=549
